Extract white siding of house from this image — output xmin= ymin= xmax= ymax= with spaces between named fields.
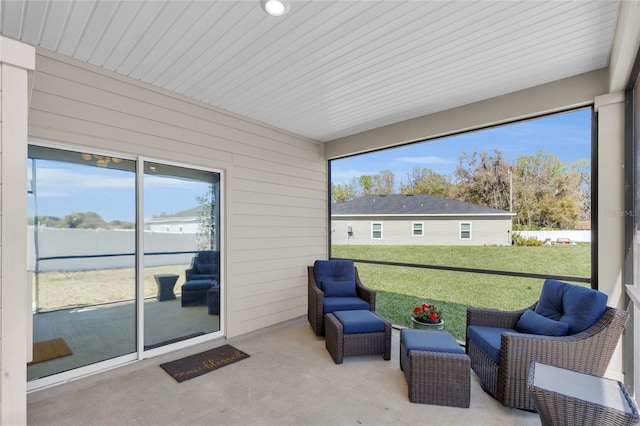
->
xmin=28 ymin=49 xmax=327 ymax=338
xmin=332 ymin=216 xmax=512 ymax=246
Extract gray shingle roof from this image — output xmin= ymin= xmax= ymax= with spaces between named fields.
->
xmin=332 ymin=194 xmax=512 ymax=216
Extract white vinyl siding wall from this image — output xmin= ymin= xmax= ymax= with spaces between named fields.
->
xmin=28 ymin=50 xmax=327 ymax=338
xmin=332 ymin=216 xmax=512 ymax=246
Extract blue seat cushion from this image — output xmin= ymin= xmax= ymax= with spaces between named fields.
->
xmin=333 ymin=310 xmax=385 ymax=333
xmin=467 ymin=325 xmax=514 ymax=363
xmin=535 ymin=279 xmax=608 ymax=335
xmin=182 ymin=279 xmax=214 ymax=291
xmin=516 ymin=309 xmax=569 ymax=336
xmin=401 ymin=329 xmax=464 ymax=357
xmin=190 ymin=274 xmax=217 ymax=281
xmin=323 ymin=297 xmax=369 ymax=314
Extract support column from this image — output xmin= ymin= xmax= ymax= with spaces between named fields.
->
xmin=0 ymin=36 xmax=35 ymax=425
xmin=595 ymin=91 xmax=626 ymax=380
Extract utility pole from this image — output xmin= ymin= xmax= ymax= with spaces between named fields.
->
xmin=508 ymin=167 xmax=513 ymax=212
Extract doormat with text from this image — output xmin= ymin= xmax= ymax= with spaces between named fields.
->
xmin=160 ymin=344 xmax=250 ymax=383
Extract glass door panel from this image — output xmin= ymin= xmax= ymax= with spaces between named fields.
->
xmin=27 ymin=146 xmax=136 ymax=381
xmin=143 ymin=162 xmax=221 ymax=350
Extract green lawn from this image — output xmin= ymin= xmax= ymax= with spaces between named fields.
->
xmin=33 ymin=264 xmax=189 ymax=311
xmin=331 ymin=244 xmax=591 ymax=341
xmin=35 ymin=244 xmax=591 ymax=342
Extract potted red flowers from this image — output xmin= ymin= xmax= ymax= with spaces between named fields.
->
xmin=411 ymin=302 xmax=444 ymax=330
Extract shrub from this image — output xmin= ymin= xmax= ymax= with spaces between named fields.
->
xmin=512 ymin=232 xmax=543 ymax=246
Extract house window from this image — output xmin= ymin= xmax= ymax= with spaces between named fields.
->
xmin=372 ymin=223 xmax=382 ymax=239
xmin=412 ymin=222 xmax=423 ymax=236
xmin=460 ymin=222 xmax=471 ymax=240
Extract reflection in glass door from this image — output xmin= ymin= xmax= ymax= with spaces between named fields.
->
xmin=143 ymin=162 xmax=221 ymax=350
xmin=27 ymin=145 xmax=223 ymax=387
xmin=27 ymin=146 xmax=137 ymax=381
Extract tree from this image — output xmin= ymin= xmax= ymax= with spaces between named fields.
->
xmin=449 ymin=148 xmax=585 ymax=229
xmin=451 ymin=148 xmax=512 ymax=211
xmin=195 ymin=184 xmax=216 ymax=250
xmin=331 ymin=182 xmax=358 ymax=203
xmin=371 ymin=170 xmax=395 ymax=194
xmin=513 ymin=150 xmax=581 ymax=229
xmin=78 ymin=212 xmax=108 ymax=229
xmin=63 ymin=213 xmax=82 ymax=228
xmin=331 ymin=170 xmax=396 ymax=203
xmin=571 ymin=158 xmax=591 ymax=221
xmin=400 ymin=167 xmax=451 ymax=197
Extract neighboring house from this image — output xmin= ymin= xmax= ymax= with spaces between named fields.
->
xmin=332 ymin=194 xmax=515 ymax=246
xmin=144 ymin=207 xmax=200 ymax=233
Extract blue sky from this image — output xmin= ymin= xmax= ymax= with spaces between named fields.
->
xmin=28 ymin=163 xmax=209 ymax=223
xmin=330 ymin=108 xmax=592 ymax=187
xmin=29 ymin=108 xmax=591 ymax=222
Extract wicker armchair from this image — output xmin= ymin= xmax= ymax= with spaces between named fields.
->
xmin=185 ymin=250 xmax=219 ymax=282
xmin=466 ymin=302 xmax=628 ymax=411
xmin=308 ymin=260 xmax=376 ymax=336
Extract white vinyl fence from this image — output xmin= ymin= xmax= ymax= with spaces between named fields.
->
xmin=27 ymin=227 xmax=200 ymax=272
xmin=516 ymin=230 xmax=591 ymax=243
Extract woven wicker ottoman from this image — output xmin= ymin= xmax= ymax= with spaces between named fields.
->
xmin=325 ymin=310 xmax=391 ymax=364
xmin=400 ymin=329 xmax=470 ymax=407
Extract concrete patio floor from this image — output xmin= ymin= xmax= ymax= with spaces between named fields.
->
xmin=27 ymin=316 xmax=539 ymax=426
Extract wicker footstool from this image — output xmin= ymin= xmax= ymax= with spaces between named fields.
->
xmin=400 ymin=329 xmax=470 ymax=407
xmin=181 ymin=279 xmax=215 ymax=306
xmin=325 ymin=310 xmax=391 ymax=364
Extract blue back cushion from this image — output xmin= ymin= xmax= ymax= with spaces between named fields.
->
xmin=198 ymin=250 xmax=216 ymax=264
xmin=535 ymin=279 xmax=607 ymax=335
xmin=198 ymin=263 xmax=216 ymax=275
xmin=313 ymin=260 xmax=356 ymax=297
xmin=195 ymin=251 xmax=218 ymax=275
xmin=322 ymin=280 xmax=356 ymax=297
xmin=515 ymin=309 xmax=569 ymax=336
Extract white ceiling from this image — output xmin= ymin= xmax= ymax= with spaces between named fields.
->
xmin=0 ymin=0 xmax=621 ymax=142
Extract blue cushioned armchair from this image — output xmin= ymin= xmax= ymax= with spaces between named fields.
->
xmin=185 ymin=250 xmax=219 ymax=282
xmin=308 ymin=260 xmax=376 ymax=336
xmin=466 ymin=279 xmax=628 ymax=411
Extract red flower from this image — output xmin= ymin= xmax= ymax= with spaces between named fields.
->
xmin=412 ymin=302 xmax=442 ymax=324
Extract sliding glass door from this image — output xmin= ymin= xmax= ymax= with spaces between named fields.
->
xmin=27 ymin=144 xmax=222 ymax=386
xmin=27 ymin=146 xmax=137 ymax=381
xmin=143 ymin=162 xmax=221 ymax=350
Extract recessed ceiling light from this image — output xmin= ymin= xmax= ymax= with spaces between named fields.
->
xmin=261 ymin=0 xmax=289 ymax=17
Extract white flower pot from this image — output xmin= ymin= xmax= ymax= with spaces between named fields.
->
xmin=410 ymin=317 xmax=445 ymax=330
